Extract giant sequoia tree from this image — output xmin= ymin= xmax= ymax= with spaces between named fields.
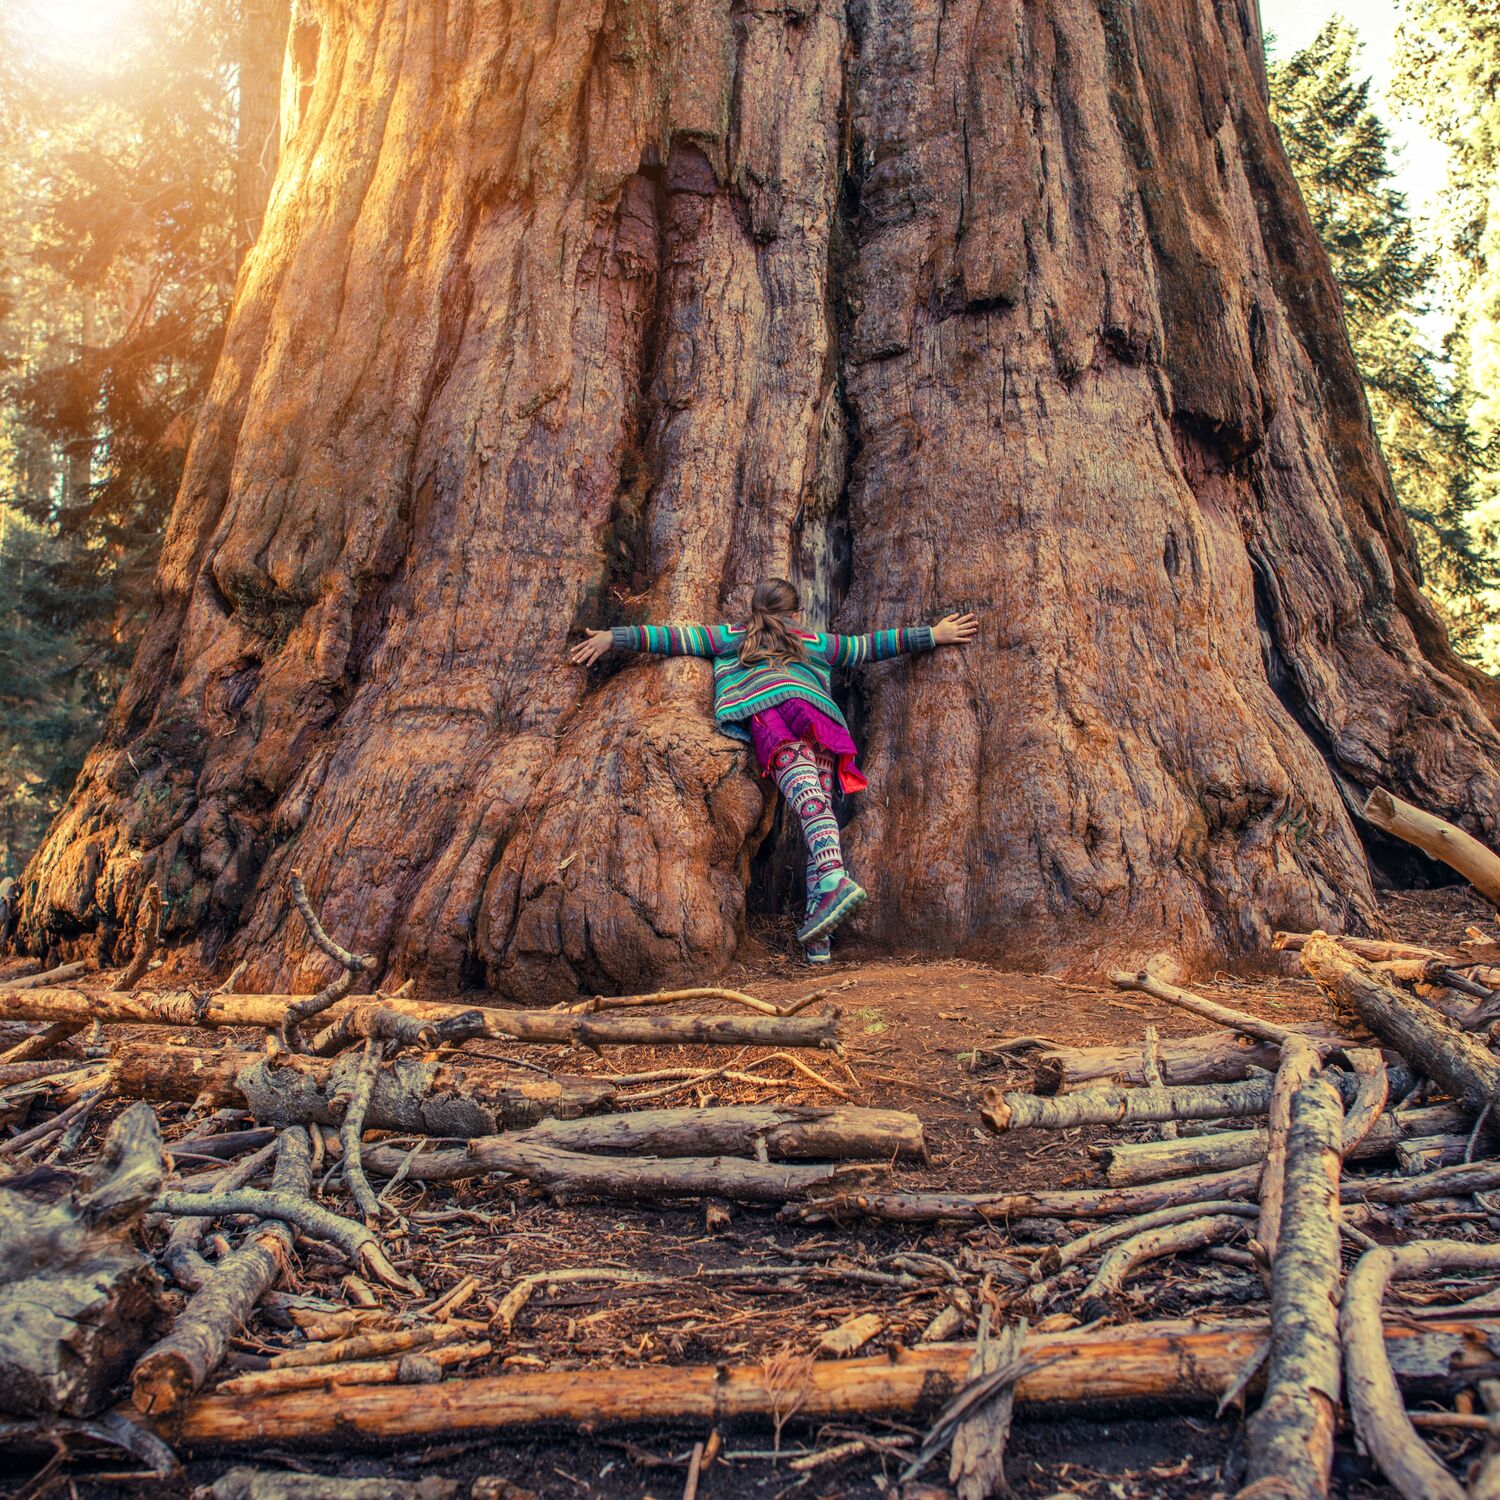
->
xmin=15 ymin=0 xmax=1500 ymax=997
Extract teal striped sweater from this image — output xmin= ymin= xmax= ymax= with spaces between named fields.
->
xmin=609 ymin=622 xmax=936 ymax=742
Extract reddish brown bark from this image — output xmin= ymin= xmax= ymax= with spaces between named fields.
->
xmin=16 ymin=0 xmax=1500 ymax=995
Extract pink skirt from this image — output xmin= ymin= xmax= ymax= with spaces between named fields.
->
xmin=749 ymin=698 xmax=867 ymax=793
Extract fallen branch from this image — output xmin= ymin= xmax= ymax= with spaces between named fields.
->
xmin=6 ymin=961 xmax=91 ymax=993
xmin=1097 ymin=1102 xmax=1469 ymax=1187
xmin=0 ymin=987 xmax=841 ymax=1050
xmin=1108 ymin=971 xmax=1311 ymax=1046
xmin=1078 ymin=1214 xmax=1246 ymax=1322
xmin=131 ymin=1316 xmax=1500 ymax=1448
xmin=133 ymin=1128 xmax=316 ymax=1414
xmin=335 ymin=1038 xmax=384 ymax=1225
xmin=1239 ymin=1075 xmax=1344 ymax=1499
xmin=1302 ymin=934 xmax=1500 ymax=1117
xmin=1362 ymin=788 xmax=1500 ymax=908
xmin=152 ymin=1187 xmax=418 ymax=1294
xmin=1342 ymin=1240 xmax=1500 ymax=1500
xmin=112 ymin=1043 xmax=616 ymax=1133
xmin=1256 ymin=1034 xmax=1321 ymax=1271
xmin=355 ymin=1104 xmax=924 ymax=1180
xmin=0 ymin=1021 xmax=85 ymax=1067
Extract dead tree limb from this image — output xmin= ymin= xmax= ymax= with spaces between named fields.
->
xmin=280 ymin=871 xmax=375 ymax=1050
xmin=1341 ymin=1241 xmax=1500 ymax=1500
xmin=1274 ymin=932 xmax=1451 ymax=962
xmin=1097 ymin=1102 xmax=1469 ymax=1187
xmin=0 ymin=987 xmax=840 ymax=1050
xmin=1078 ymin=1214 xmax=1246 ymax=1321
xmin=111 ymin=1043 xmax=616 ymax=1133
xmin=133 ymin=1129 xmax=315 ymax=1415
xmin=1239 ymin=1076 xmax=1344 ymax=1500
xmin=0 ymin=1022 xmax=85 ymax=1069
xmin=335 ymin=1038 xmax=384 ymax=1225
xmin=152 ymin=1186 xmax=418 ymax=1294
xmin=1302 ymin=934 xmax=1500 ymax=1117
xmin=982 ymin=1077 xmax=1275 ymax=1133
xmin=354 ymin=1105 xmax=925 ymax=1180
xmin=1339 ymin=1047 xmax=1390 ymax=1156
xmin=1141 ymin=1026 xmax=1177 ymax=1141
xmin=1362 ymin=788 xmax=1500 ymax=908
xmin=6 ymin=961 xmax=91 ymax=993
xmin=162 ymin=1139 xmax=281 ymax=1291
xmin=1028 ymin=1028 xmax=1355 ymax=1093
xmin=0 ymin=1103 xmax=167 ymax=1416
xmin=1256 ymin=1035 xmax=1321 ymax=1271
xmin=1108 ymin=971 xmax=1311 ymax=1046
xmin=134 ymin=1316 xmax=1500 ymax=1449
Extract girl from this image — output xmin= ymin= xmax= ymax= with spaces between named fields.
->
xmin=570 ymin=580 xmax=978 ymax=962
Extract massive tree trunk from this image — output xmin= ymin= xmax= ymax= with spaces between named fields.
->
xmin=15 ymin=0 xmax=1500 ymax=996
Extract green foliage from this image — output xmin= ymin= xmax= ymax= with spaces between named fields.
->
xmin=0 ymin=1 xmax=242 ymax=876
xmin=1270 ymin=16 xmax=1500 ymax=664
xmin=1393 ymin=0 xmax=1500 ymax=662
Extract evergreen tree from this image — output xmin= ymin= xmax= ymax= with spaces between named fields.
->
xmin=1271 ymin=17 xmax=1498 ymax=662
xmin=0 ymin=1 xmax=282 ymax=875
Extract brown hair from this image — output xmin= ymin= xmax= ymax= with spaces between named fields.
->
xmin=739 ymin=578 xmax=808 ymax=667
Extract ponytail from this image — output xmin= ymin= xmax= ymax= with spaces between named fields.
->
xmin=739 ymin=578 xmax=808 ymax=668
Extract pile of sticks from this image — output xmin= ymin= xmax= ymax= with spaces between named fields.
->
xmin=2 ymin=790 xmax=1500 ymax=1500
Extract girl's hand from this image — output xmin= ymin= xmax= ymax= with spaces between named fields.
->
xmin=932 ymin=612 xmax=978 ymax=647
xmin=569 ymin=629 xmax=614 ymax=666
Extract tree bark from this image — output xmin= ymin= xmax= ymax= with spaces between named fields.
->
xmin=111 ymin=1043 xmax=616 ymax=1132
xmin=0 ymin=1104 xmax=168 ymax=1416
xmin=16 ymin=0 xmax=1500 ymax=991
xmin=135 ymin=1316 xmax=1500 ymax=1449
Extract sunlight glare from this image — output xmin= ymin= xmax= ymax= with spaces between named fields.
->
xmin=23 ymin=0 xmax=139 ymax=71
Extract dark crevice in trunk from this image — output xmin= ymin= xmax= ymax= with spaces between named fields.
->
xmin=1250 ymin=554 xmax=1452 ymax=893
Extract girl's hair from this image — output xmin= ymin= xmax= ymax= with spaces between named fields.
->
xmin=739 ymin=578 xmax=808 ymax=667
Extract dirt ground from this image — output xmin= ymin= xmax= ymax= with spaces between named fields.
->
xmin=3 ymin=886 xmax=1497 ymax=1499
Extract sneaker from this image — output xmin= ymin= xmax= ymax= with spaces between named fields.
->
xmin=803 ymin=936 xmax=832 ymax=964
xmin=796 ymin=876 xmax=866 ymax=944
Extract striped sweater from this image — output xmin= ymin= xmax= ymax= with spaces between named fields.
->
xmin=609 ymin=622 xmax=936 ymax=742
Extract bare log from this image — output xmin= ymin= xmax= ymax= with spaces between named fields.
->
xmin=1034 ymin=1201 xmax=1258 ymax=1280
xmin=1077 ymin=1214 xmax=1246 ymax=1321
xmin=983 ymin=1077 xmax=1274 ymax=1133
xmin=985 ymin=1063 xmax=1395 ymax=1136
xmin=0 ymin=1103 xmax=167 ymax=1416
xmin=133 ymin=1129 xmax=315 ymax=1415
xmin=355 ymin=1106 xmax=924 ymax=1180
xmin=1273 ymin=932 xmax=1451 ymax=962
xmin=111 ymin=1043 xmax=616 ymax=1133
xmin=1029 ymin=1027 xmax=1354 ymax=1093
xmin=0 ymin=987 xmax=840 ymax=1050
xmin=212 ymin=1339 xmax=490 ymax=1396
xmin=1301 ymin=935 xmax=1500 ymax=1117
xmin=784 ymin=1165 xmax=1265 ymax=1225
xmin=1097 ymin=1103 xmax=1470 ymax=1187
xmin=1362 ymin=788 xmax=1500 ymax=908
xmin=204 ymin=1470 xmax=463 ymax=1500
xmin=1257 ymin=1035 xmax=1322 ymax=1270
xmin=1239 ymin=1076 xmax=1344 ymax=1500
xmin=133 ymin=1317 xmax=1500 ymax=1449
xmin=0 ymin=1021 xmax=85 ymax=1067
xmin=1344 ymin=1160 xmax=1500 ymax=1205
xmin=6 ymin=961 xmax=91 ymax=992
xmin=1342 ymin=1241 xmax=1500 ymax=1500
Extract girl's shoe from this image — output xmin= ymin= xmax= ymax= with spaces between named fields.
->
xmin=803 ymin=935 xmax=832 ymax=964
xmin=796 ymin=876 xmax=866 ymax=944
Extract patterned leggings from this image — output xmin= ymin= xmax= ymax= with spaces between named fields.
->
xmin=769 ymin=742 xmax=845 ymax=904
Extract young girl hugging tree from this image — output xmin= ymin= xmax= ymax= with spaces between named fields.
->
xmin=570 ymin=578 xmax=978 ymax=963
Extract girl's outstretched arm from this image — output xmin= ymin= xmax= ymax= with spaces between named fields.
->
xmin=814 ymin=612 xmax=977 ymax=666
xmin=569 ymin=623 xmax=728 ymax=667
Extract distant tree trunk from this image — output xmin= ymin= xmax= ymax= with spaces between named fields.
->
xmin=17 ymin=0 xmax=1500 ymax=996
xmin=233 ymin=0 xmax=290 ymax=265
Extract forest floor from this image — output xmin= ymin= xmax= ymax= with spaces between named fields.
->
xmin=4 ymin=885 xmax=1493 ymax=1500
